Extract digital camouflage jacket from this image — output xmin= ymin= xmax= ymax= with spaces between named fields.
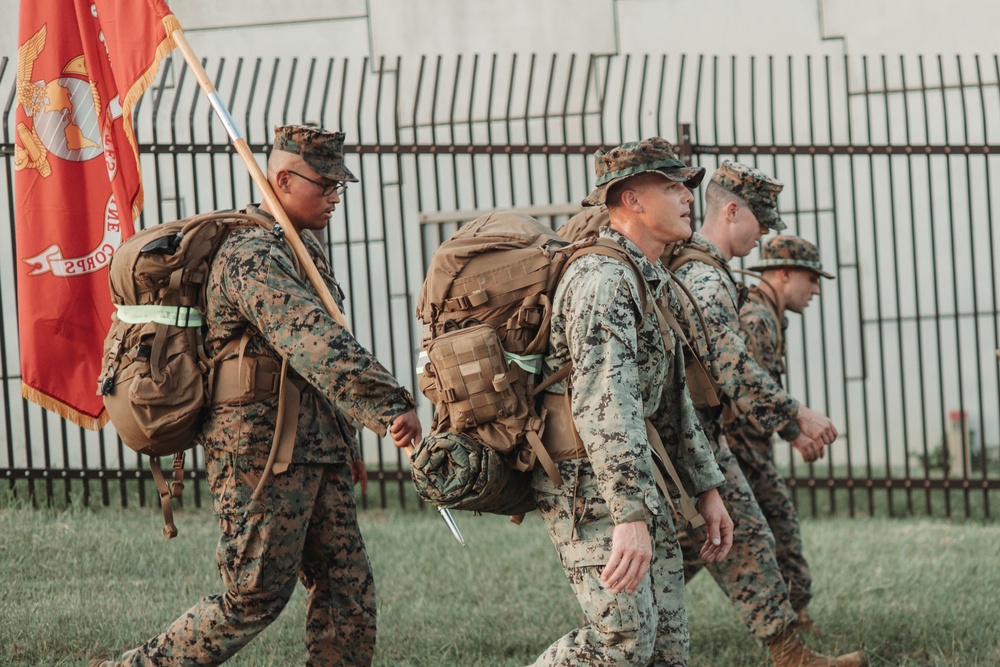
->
xmin=202 ymin=205 xmax=415 ymax=465
xmin=543 ymin=227 xmax=725 ymax=524
xmin=671 ymin=233 xmax=799 ymax=441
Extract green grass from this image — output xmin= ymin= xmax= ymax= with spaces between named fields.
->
xmin=1 ymin=504 xmax=998 ymax=666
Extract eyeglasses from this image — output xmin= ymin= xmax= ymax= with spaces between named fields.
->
xmin=288 ymin=170 xmax=347 ymax=197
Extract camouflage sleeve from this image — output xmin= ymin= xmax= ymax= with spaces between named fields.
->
xmin=222 ymin=237 xmax=415 ymax=437
xmin=562 ymin=256 xmax=660 ymax=525
xmin=740 ymin=302 xmax=781 ymax=383
xmin=649 ymin=306 xmax=726 ymax=496
xmin=683 ymin=267 xmax=799 ymax=434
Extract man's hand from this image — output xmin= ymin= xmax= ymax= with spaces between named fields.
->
xmin=696 ymin=488 xmax=733 ymax=563
xmin=350 ymin=459 xmax=368 ymax=493
xmin=796 ymin=405 xmax=837 ymax=446
xmin=601 ymin=521 xmax=652 ymax=595
xmin=791 ymin=433 xmax=825 ymax=463
xmin=389 ymin=409 xmax=422 ymax=449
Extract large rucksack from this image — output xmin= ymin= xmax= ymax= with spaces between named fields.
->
xmin=98 ymin=209 xmax=293 ymax=538
xmin=413 ymin=212 xmax=579 ymax=513
xmin=412 ymin=210 xmax=705 ymax=525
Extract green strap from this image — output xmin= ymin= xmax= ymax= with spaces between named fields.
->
xmin=116 ymin=304 xmax=203 ymax=327
xmin=505 ymin=352 xmax=544 ymax=374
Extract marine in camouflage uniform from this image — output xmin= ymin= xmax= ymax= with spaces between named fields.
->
xmin=91 ymin=126 xmax=421 ymax=667
xmin=726 ymin=235 xmax=835 ymax=615
xmin=670 ymin=162 xmax=865 ymax=666
xmin=531 ymin=138 xmax=731 ymax=667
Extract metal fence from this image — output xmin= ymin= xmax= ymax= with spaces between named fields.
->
xmin=2 ymin=52 xmax=999 ymax=519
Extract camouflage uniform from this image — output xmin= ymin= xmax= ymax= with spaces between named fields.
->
xmin=725 ymin=236 xmax=836 ymax=613
xmin=531 ymin=219 xmax=725 ymax=663
xmin=670 ymin=161 xmax=802 ymax=645
xmin=113 ymin=127 xmax=415 ymax=667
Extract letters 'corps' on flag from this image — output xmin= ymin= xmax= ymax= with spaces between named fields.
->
xmin=15 ymin=0 xmax=178 ymax=428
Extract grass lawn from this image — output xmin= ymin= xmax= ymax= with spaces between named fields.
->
xmin=1 ymin=503 xmax=998 ymax=666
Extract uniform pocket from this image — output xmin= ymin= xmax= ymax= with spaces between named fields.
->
xmin=559 ymin=538 xmax=641 ymax=633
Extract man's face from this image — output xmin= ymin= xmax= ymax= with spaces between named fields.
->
xmin=783 ymin=268 xmax=822 ymax=313
xmin=731 ymin=203 xmax=770 ymax=258
xmin=633 ymin=177 xmax=695 ymax=244
xmin=280 ymin=163 xmax=343 ymax=233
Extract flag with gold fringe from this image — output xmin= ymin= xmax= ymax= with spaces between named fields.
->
xmin=14 ymin=0 xmax=178 ymax=428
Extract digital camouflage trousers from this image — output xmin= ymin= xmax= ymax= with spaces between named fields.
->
xmin=675 ymin=436 xmax=797 ymax=644
xmin=726 ymin=430 xmax=813 ymax=612
xmin=529 ymin=459 xmax=689 ymax=667
xmin=112 ymin=456 xmax=376 ymax=667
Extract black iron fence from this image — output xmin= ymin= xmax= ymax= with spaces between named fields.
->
xmin=2 ymin=52 xmax=999 ymax=519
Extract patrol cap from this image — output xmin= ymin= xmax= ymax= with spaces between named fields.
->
xmin=711 ymin=160 xmax=785 ymax=231
xmin=582 ymin=137 xmax=705 ymax=207
xmin=273 ymin=124 xmax=358 ymax=183
xmin=748 ymin=235 xmax=834 ymax=279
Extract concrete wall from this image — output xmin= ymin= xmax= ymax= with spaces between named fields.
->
xmin=4 ymin=0 xmax=1000 ymax=63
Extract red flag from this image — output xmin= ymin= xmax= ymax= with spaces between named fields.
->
xmin=14 ymin=0 xmax=178 ymax=429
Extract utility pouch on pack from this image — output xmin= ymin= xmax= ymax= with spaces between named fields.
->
xmin=424 ymin=324 xmax=519 ymax=440
xmin=102 ymin=319 xmax=207 ymax=457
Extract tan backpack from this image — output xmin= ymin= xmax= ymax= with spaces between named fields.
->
xmin=98 ymin=210 xmax=298 ymax=537
xmin=413 ymin=210 xmax=704 ymax=526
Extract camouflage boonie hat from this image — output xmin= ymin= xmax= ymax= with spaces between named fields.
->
xmin=273 ymin=124 xmax=358 ymax=183
xmin=711 ymin=160 xmax=785 ymax=231
xmin=582 ymin=137 xmax=705 ymax=207
xmin=748 ymin=235 xmax=834 ymax=279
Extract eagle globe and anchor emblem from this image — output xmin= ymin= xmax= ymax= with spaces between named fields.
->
xmin=16 ymin=16 xmax=128 ymax=278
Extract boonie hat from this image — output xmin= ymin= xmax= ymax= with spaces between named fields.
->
xmin=748 ymin=235 xmax=834 ymax=279
xmin=582 ymin=137 xmax=705 ymax=207
xmin=711 ymin=160 xmax=786 ymax=231
xmin=273 ymin=124 xmax=358 ymax=183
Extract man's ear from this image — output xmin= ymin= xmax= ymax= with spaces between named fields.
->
xmin=726 ymin=201 xmax=740 ymax=222
xmin=275 ymin=170 xmax=291 ymax=193
xmin=621 ymin=187 xmax=645 ymax=213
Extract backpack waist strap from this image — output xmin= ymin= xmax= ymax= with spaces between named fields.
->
xmin=539 ymin=390 xmax=704 ymax=527
xmin=212 ymin=354 xmax=285 ymax=404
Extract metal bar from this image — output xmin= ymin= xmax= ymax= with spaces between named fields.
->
xmin=505 ymin=53 xmax=519 ymax=206
xmin=1 ymin=57 xmax=20 ymax=501
xmin=302 ymin=58 xmax=317 ymax=122
xmin=843 ymin=54 xmax=865 ymax=517
xmin=448 ymin=54 xmax=463 ymax=216
xmin=692 ymin=54 xmax=705 ymax=148
xmin=543 ymin=53 xmax=558 ymax=214
xmin=919 ymin=54 xmax=952 ymax=518
xmin=560 ymin=53 xmax=577 ymax=205
xmin=468 ymin=54 xmax=481 ymax=211
xmin=786 ymin=54 xmax=821 ymax=516
xmin=419 ymin=203 xmax=582 ymax=224
xmin=524 ymin=53 xmax=538 ymax=205
xmin=978 ymin=54 xmax=999 ymax=518
xmin=373 ymin=54 xmax=405 ymax=509
xmin=486 ymin=54 xmax=500 ymax=210
xmin=2 ymin=468 xmax=994 ymax=490
xmin=938 ymin=54 xmax=967 ymax=518
xmin=655 ymin=55 xmax=666 ymax=139
xmin=860 ymin=55 xmax=885 ymax=516
xmin=636 ymin=54 xmax=649 ymax=139
xmin=220 ymin=57 xmax=244 ymax=209
xmin=899 ymin=54 xmax=929 ymax=515
xmin=390 ymin=54 xmax=420 ymax=512
xmin=243 ymin=58 xmax=264 ymax=205
xmin=956 ymin=54 xmax=984 ymax=519
xmin=617 ymin=53 xmax=630 ymax=143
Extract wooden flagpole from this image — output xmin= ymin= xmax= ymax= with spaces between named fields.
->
xmin=167 ymin=26 xmax=349 ymax=329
